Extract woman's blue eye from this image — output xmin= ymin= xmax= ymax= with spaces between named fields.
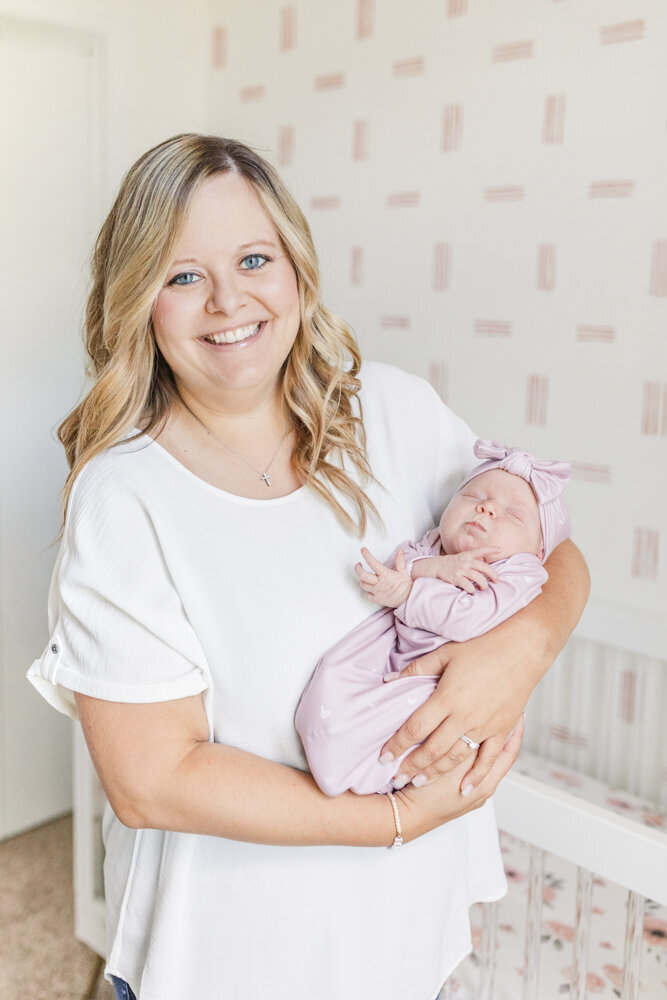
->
xmin=169 ymin=272 xmax=199 ymax=286
xmin=240 ymin=254 xmax=269 ymax=270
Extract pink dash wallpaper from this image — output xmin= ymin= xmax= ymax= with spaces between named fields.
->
xmin=208 ymin=0 xmax=667 ymax=618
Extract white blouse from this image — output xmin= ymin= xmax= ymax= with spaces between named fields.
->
xmin=28 ymin=361 xmax=506 ymax=1000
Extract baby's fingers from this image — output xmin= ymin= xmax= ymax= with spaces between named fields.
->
xmin=365 ymin=592 xmax=384 ymax=604
xmin=461 ymin=560 xmax=499 ymax=584
xmin=462 ymin=550 xmax=499 ymax=568
xmin=354 ymin=562 xmax=379 ymax=586
xmin=478 ymin=562 xmax=499 ymax=582
xmin=360 ymin=547 xmax=386 ymax=573
xmin=463 ymin=569 xmax=493 ymax=590
xmin=473 ymin=546 xmax=502 ymax=562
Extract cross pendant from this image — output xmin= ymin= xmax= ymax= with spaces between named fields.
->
xmin=260 ymin=473 xmax=272 ymax=487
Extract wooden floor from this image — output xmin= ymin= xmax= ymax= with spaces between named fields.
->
xmin=0 ymin=814 xmax=114 ymax=1000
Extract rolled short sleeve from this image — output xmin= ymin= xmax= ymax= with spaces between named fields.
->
xmin=27 ymin=461 xmax=209 ymax=719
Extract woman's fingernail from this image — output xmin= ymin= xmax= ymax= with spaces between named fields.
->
xmin=379 ymin=751 xmax=394 ymax=764
xmin=392 ymin=774 xmax=410 ymax=790
xmin=412 ymin=774 xmax=428 ymax=788
xmin=461 ymin=783 xmax=474 ymax=797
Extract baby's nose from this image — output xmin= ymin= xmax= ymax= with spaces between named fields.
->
xmin=476 ymin=500 xmax=495 ymax=515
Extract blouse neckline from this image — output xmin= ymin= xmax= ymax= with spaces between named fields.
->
xmin=134 ymin=429 xmax=309 ymax=507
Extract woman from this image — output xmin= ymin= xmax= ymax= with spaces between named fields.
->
xmin=28 ymin=134 xmax=589 ymax=1000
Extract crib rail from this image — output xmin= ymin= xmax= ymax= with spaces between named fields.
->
xmin=495 ymin=768 xmax=667 ymax=905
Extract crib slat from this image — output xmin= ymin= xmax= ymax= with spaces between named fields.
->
xmin=570 ymin=867 xmax=593 ymax=999
xmin=478 ymin=900 xmax=498 ymax=1000
xmin=523 ymin=844 xmax=544 ymax=1000
xmin=622 ymin=891 xmax=644 ymax=1000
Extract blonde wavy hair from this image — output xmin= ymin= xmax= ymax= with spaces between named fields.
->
xmin=59 ymin=133 xmax=381 ymax=534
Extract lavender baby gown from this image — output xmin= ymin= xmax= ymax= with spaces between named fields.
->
xmin=296 ymin=528 xmax=548 ymax=796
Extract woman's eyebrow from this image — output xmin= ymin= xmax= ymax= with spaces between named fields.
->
xmin=170 ymin=241 xmax=280 ymax=267
xmin=238 ymin=240 xmax=280 ymax=250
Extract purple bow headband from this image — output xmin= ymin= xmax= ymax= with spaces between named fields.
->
xmin=458 ymin=440 xmax=571 ymax=561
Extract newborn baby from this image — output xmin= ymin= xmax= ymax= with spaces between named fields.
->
xmin=296 ymin=439 xmax=570 ymax=796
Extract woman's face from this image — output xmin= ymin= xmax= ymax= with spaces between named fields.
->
xmin=439 ymin=469 xmax=544 ymax=561
xmin=152 ymin=172 xmax=301 ymax=408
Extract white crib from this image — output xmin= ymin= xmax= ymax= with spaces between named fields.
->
xmin=72 ymin=602 xmax=667 ymax=999
xmin=444 ymin=603 xmax=667 ymax=999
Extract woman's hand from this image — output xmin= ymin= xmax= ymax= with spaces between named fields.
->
xmin=382 ymin=626 xmax=536 ymax=794
xmin=395 ymin=714 xmax=525 ymax=842
xmin=380 ymin=539 xmax=590 ymax=794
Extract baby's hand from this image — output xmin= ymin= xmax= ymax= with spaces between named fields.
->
xmin=354 ymin=547 xmax=413 ymax=608
xmin=412 ymin=548 xmax=501 ymax=595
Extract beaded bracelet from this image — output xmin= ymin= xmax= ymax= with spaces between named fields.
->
xmin=387 ymin=792 xmax=403 ymax=848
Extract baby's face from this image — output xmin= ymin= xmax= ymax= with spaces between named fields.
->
xmin=439 ymin=469 xmax=543 ymax=561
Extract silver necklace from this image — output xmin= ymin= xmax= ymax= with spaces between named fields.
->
xmin=180 ymin=398 xmax=290 ymax=488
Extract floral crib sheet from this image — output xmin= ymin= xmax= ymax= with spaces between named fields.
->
xmin=445 ymin=753 xmax=667 ymax=998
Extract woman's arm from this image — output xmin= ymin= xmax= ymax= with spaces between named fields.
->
xmin=74 ymin=690 xmax=524 ymax=845
xmin=378 ymin=539 xmax=590 ymax=792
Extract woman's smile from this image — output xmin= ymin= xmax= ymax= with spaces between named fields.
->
xmin=200 ymin=320 xmax=266 ymax=346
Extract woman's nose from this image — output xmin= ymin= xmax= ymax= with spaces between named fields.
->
xmin=205 ymin=273 xmax=247 ymax=315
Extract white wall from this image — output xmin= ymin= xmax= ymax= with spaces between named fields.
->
xmin=0 ymin=0 xmax=211 ymax=191
xmin=0 ymin=15 xmax=100 ymax=841
xmin=0 ymin=0 xmax=209 ymax=838
xmin=208 ymin=0 xmax=667 ymax=622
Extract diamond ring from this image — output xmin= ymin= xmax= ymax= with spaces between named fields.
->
xmin=459 ymin=733 xmax=481 ymax=751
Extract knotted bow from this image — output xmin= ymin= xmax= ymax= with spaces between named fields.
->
xmin=473 ymin=440 xmax=571 ymax=503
